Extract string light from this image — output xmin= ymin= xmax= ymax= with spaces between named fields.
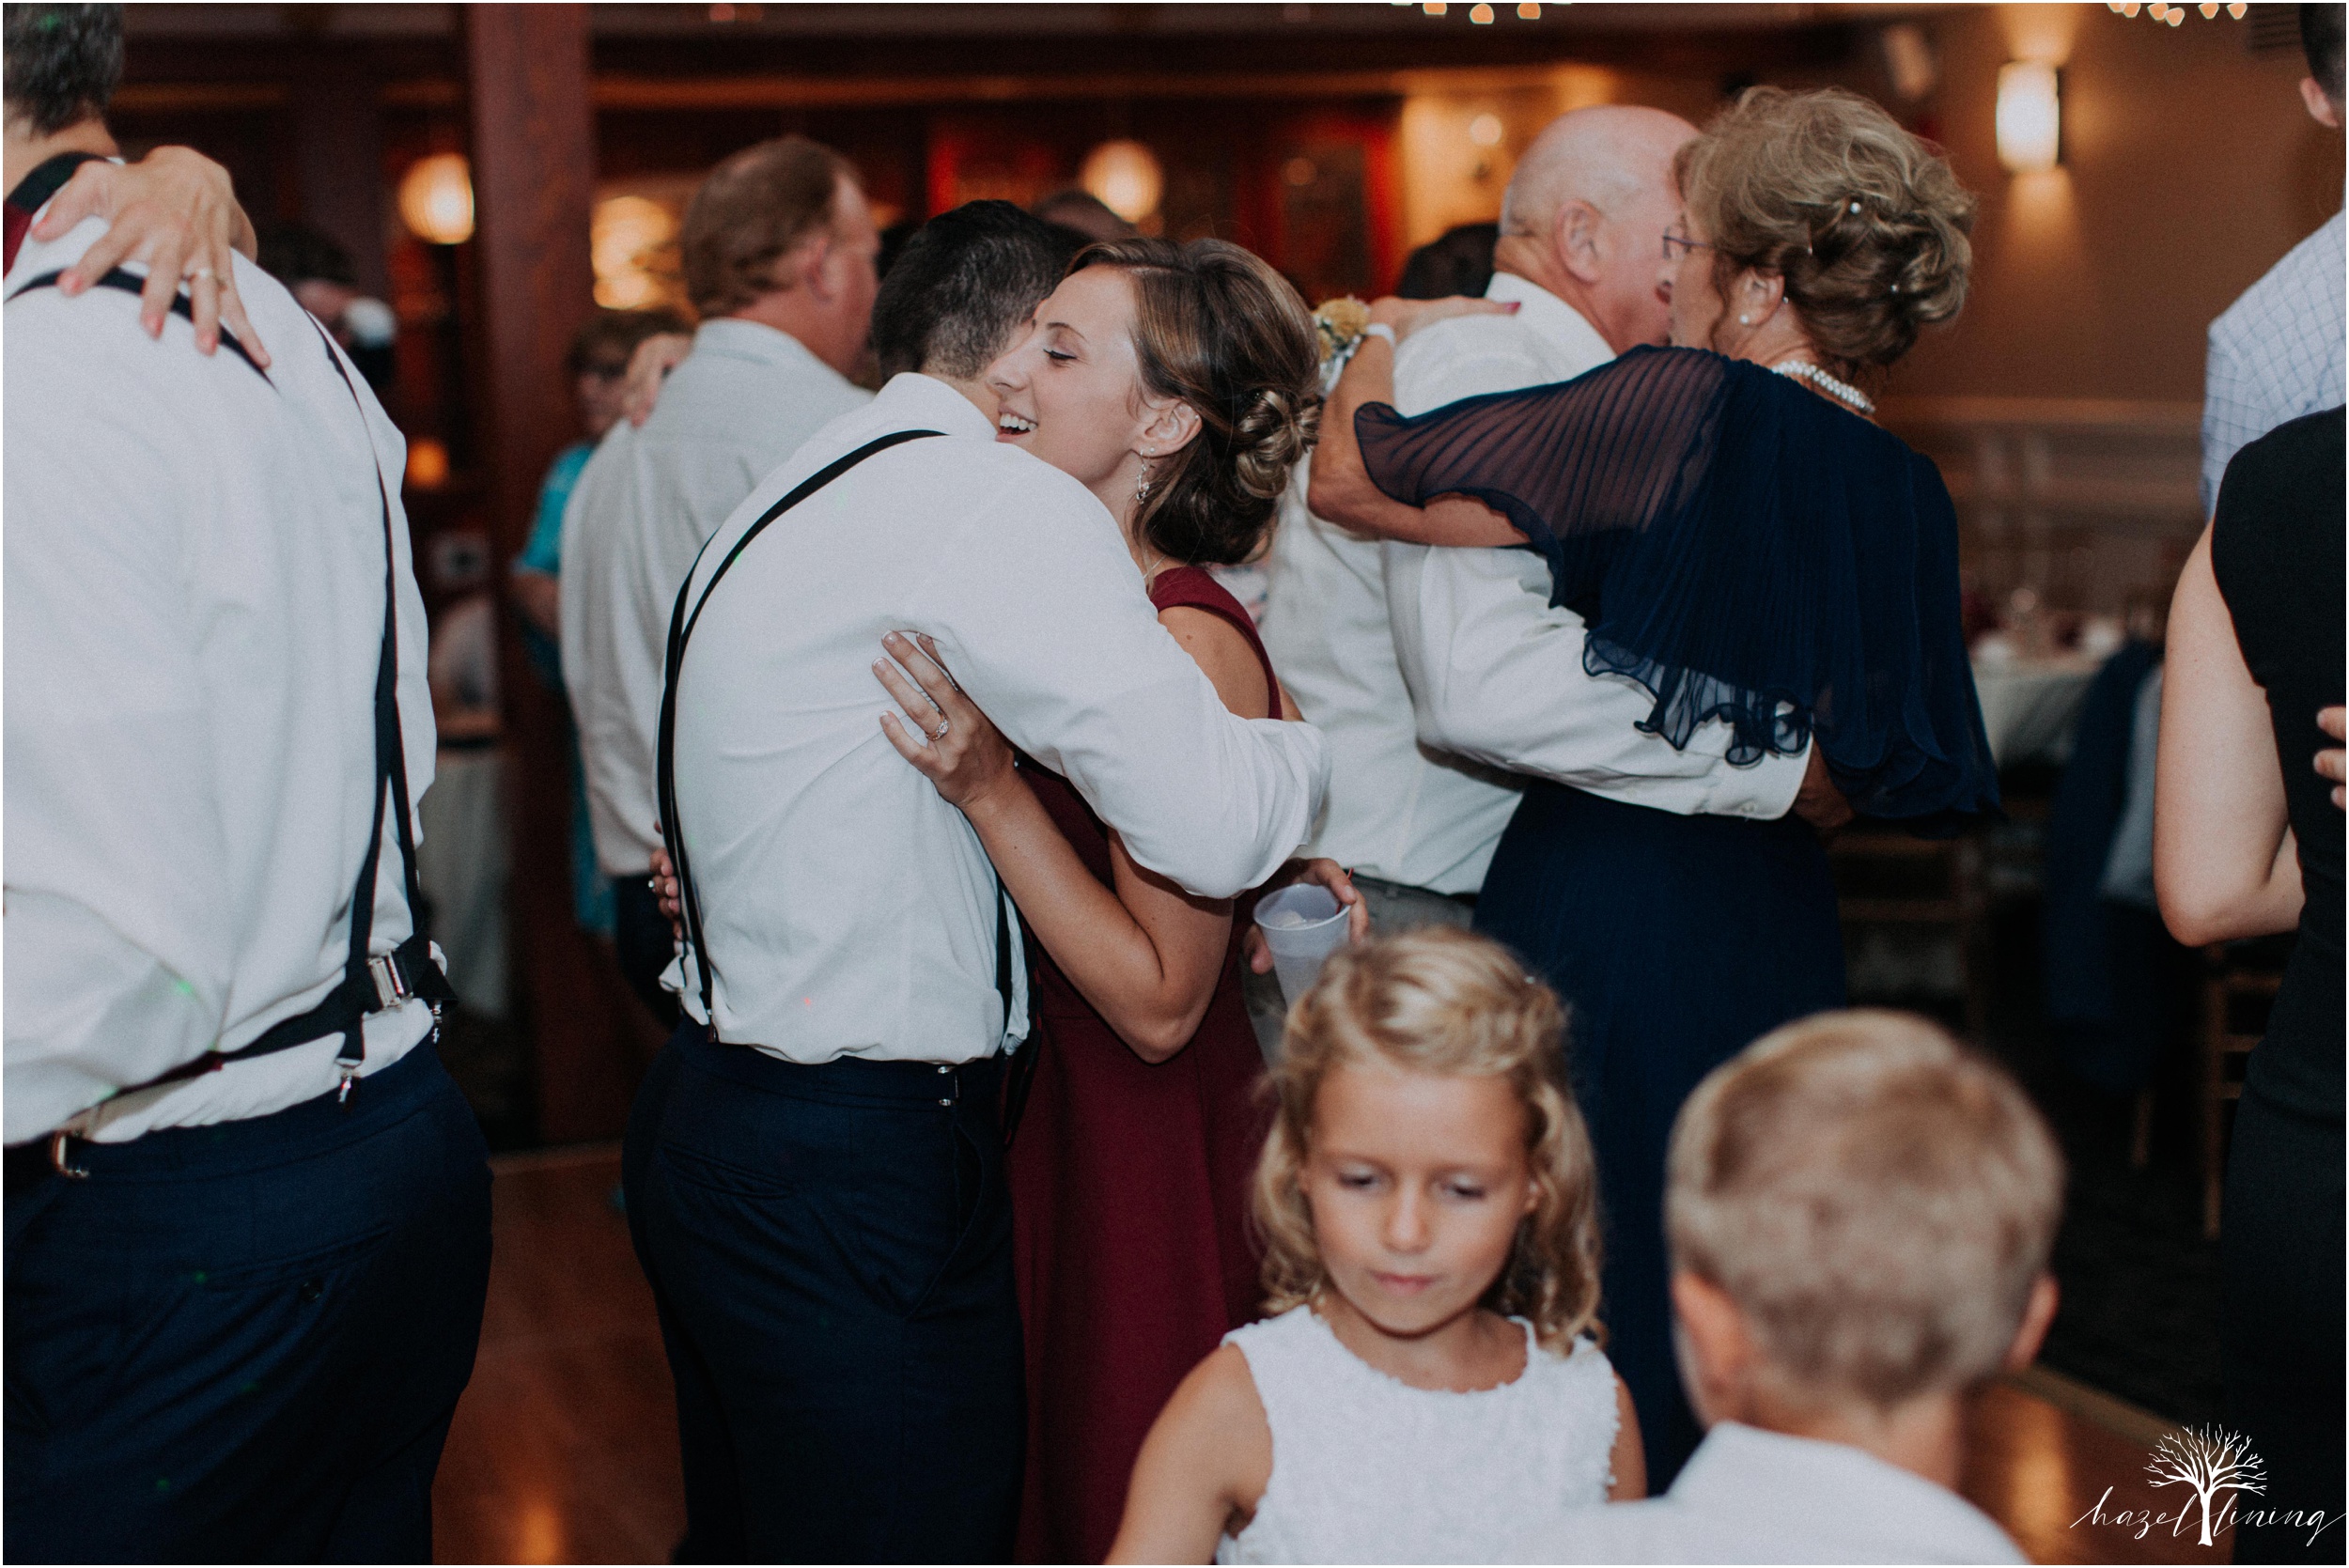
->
xmin=1410 ymin=0 xmax=1561 ymax=17
xmin=2107 ymin=0 xmax=2241 ymax=22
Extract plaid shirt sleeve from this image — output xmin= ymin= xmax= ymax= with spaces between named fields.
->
xmin=2201 ymin=210 xmax=2348 ymax=518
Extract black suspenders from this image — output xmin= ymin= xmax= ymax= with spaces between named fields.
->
xmin=656 ymin=428 xmax=1025 ymax=1047
xmin=7 ymin=275 xmax=451 ymax=1169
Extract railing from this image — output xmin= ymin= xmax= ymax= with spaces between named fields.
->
xmin=1880 ymin=396 xmax=2204 ymax=616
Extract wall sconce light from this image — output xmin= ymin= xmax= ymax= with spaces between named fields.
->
xmin=1996 ymin=62 xmax=2061 ymax=174
xmin=1081 ymin=140 xmax=1164 ymax=225
xmin=397 ymin=153 xmax=474 ymax=246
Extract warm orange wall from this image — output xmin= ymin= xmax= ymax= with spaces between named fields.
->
xmin=1890 ymin=3 xmax=2343 ymax=402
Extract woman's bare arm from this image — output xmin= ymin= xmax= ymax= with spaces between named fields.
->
xmin=1108 ymin=1343 xmax=1272 ymax=1564
xmin=2155 ymin=525 xmax=2303 ymax=945
xmin=1306 ymin=300 xmax=1525 ymax=548
xmin=876 ymin=630 xmax=1236 ymax=1063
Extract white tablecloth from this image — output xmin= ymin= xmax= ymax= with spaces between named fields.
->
xmin=1972 ymin=655 xmax=2100 ymax=768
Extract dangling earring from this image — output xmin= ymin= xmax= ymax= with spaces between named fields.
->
xmin=1135 ymin=455 xmax=1154 ymax=504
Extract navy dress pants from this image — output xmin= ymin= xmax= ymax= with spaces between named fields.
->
xmin=623 ymin=1022 xmax=1024 ymax=1564
xmin=4 ymin=1041 xmax=492 ymax=1564
xmin=1475 ymin=782 xmax=1845 ymax=1489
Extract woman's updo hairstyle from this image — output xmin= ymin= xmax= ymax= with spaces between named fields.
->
xmin=1072 ymin=237 xmax=1321 ymax=567
xmin=1674 ymin=85 xmax=1975 ymax=380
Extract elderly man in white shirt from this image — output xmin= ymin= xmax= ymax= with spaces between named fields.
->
xmin=562 ymin=134 xmax=878 ymax=1024
xmin=622 ymin=201 xmax=1327 ymax=1562
xmin=4 ymin=12 xmax=488 ymax=1559
xmin=1260 ymin=106 xmax=1807 ymax=952
xmin=1297 ymin=105 xmax=1856 ymax=1488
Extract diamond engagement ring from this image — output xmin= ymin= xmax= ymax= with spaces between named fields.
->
xmin=933 ymin=717 xmax=952 ymax=739
xmin=186 ymin=266 xmax=215 ymax=281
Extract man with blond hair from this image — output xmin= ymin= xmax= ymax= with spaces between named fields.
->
xmin=1504 ymin=1011 xmax=2062 ymax=1563
xmin=562 ymin=134 xmax=878 ymax=1022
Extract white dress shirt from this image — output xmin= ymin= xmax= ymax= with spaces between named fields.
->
xmin=2201 ymin=209 xmax=2345 ymax=517
xmin=1259 ymin=274 xmax=1801 ymax=901
xmin=1502 ymin=1422 xmax=2027 ymax=1564
xmin=667 ymin=373 xmax=1330 ymax=1064
xmin=6 ymin=220 xmax=437 ymax=1145
xmin=560 ymin=317 xmax=871 ymax=877
xmin=1383 ymin=273 xmax=1809 ymax=822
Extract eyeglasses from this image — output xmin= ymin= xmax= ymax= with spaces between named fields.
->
xmin=1660 ymin=223 xmax=1715 ymax=262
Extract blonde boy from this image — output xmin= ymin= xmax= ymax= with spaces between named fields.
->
xmin=1505 ymin=1010 xmax=2064 ymax=1564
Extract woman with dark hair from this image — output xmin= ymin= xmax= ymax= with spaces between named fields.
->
xmin=871 ymin=237 xmax=1362 ymax=1563
xmin=1308 ymin=86 xmax=1999 ymax=1482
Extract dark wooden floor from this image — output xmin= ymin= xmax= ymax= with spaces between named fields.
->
xmin=433 ymin=1149 xmax=2231 ymax=1565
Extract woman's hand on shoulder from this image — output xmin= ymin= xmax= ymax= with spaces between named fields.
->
xmin=621 ymin=332 xmax=694 ymax=427
xmin=1107 ymin=1343 xmax=1271 ymax=1564
xmin=1159 ymin=603 xmax=1274 ymax=720
xmin=874 ymin=631 xmax=1023 ymax=817
xmin=36 ymin=147 xmax=267 ymax=365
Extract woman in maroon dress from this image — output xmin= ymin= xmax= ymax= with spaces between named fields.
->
xmin=872 ymin=237 xmax=1361 ymax=1563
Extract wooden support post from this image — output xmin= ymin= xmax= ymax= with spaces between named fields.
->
xmin=468 ymin=4 xmax=658 ymax=1142
xmin=292 ymin=54 xmax=389 ymax=301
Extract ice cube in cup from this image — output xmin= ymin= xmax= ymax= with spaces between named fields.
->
xmin=1252 ymin=884 xmax=1349 ymax=1012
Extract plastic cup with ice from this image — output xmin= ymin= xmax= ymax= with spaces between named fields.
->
xmin=1252 ymin=884 xmax=1351 ymax=1012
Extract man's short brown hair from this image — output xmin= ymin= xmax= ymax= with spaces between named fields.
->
xmin=680 ymin=135 xmax=858 ymax=318
xmin=1666 ymin=1010 xmax=2063 ymax=1413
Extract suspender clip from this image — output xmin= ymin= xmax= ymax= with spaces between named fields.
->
xmin=48 ymin=1128 xmax=89 ymax=1180
xmin=336 ymin=1064 xmax=361 ymax=1108
xmin=367 ymin=952 xmax=413 ymax=1011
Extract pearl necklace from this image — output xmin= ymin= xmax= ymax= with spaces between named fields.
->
xmin=1770 ymin=358 xmax=1875 ymax=415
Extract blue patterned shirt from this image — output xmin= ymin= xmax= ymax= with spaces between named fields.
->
xmin=2202 ymin=209 xmax=2346 ymax=517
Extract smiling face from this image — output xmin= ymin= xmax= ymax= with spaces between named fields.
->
xmin=1299 ymin=1063 xmax=1540 ymax=1341
xmin=984 ymin=266 xmax=1175 ymax=508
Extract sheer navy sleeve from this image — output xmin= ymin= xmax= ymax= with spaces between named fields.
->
xmin=1356 ymin=345 xmax=1998 ymax=827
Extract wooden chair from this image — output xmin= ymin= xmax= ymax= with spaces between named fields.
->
xmin=2199 ymin=943 xmax=2285 ymax=1239
xmin=1830 ymin=828 xmax=1990 ymax=1041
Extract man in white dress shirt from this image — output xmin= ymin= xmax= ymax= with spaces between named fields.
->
xmin=4 ymin=9 xmax=489 ymax=1558
xmin=1261 ymin=107 xmax=1812 ymax=953
xmin=622 ymin=202 xmax=1327 ymax=1560
xmin=562 ymin=134 xmax=878 ymax=1025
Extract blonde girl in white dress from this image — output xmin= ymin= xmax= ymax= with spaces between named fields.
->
xmin=1109 ymin=927 xmax=1645 ymax=1564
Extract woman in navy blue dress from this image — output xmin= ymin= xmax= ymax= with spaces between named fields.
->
xmin=1309 ymin=86 xmax=1999 ymax=1482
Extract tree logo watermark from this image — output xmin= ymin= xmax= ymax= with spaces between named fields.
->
xmin=2072 ymin=1424 xmax=2334 ymax=1550
xmin=2146 ymin=1425 xmax=2265 ymax=1546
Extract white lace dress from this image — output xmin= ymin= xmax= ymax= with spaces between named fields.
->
xmin=1215 ymin=1304 xmax=1620 ymax=1564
